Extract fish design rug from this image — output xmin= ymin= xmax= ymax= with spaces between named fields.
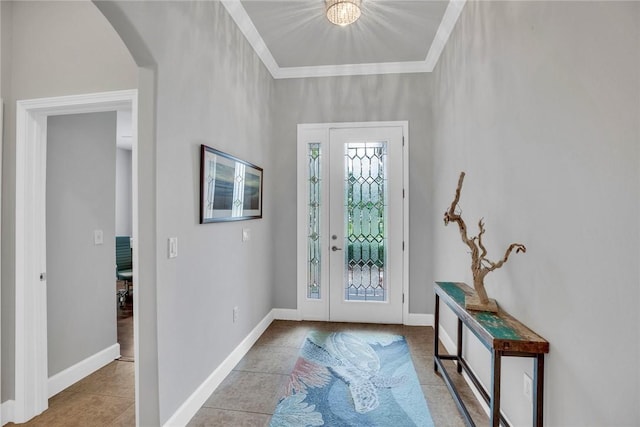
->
xmin=270 ymin=331 xmax=434 ymax=427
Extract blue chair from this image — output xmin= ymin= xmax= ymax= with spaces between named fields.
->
xmin=116 ymin=236 xmax=133 ymax=307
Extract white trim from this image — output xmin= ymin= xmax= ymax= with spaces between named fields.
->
xmin=1 ymin=400 xmax=15 ymax=426
xmin=296 ymin=126 xmax=330 ymax=322
xmin=47 ymin=344 xmax=121 ymax=398
xmin=438 ymin=323 xmax=458 ymax=355
xmin=162 ymin=310 xmax=276 ymax=427
xmin=439 ymin=326 xmax=492 ymax=419
xmin=220 ymin=0 xmax=280 ymax=77
xmin=405 ymin=313 xmax=434 ymax=327
xmin=438 ymin=320 xmax=514 ymax=426
xmin=402 ymin=126 xmax=410 ymax=326
xmin=16 ymin=90 xmax=137 ymax=116
xmin=14 ymin=90 xmax=138 ymax=424
xmin=297 ymin=121 xmax=409 ymax=324
xmin=14 ymin=98 xmax=50 ymax=423
xmin=221 ymin=0 xmax=466 ymax=79
xmin=0 ymin=98 xmax=3 ymax=427
xmin=424 ymin=0 xmax=467 ymax=70
xmin=272 ymin=308 xmax=301 ymax=321
xmin=276 ymin=61 xmax=431 ymax=79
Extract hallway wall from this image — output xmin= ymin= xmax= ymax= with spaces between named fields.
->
xmin=96 ymin=2 xmax=277 ymax=423
xmin=272 ymin=73 xmax=434 ymax=315
xmin=4 ymin=1 xmax=638 ymax=426
xmin=1 ymin=0 xmax=137 ymax=402
xmin=115 ymin=147 xmax=132 ymax=237
xmin=429 ymin=1 xmax=640 ymax=425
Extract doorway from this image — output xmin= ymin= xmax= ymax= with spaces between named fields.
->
xmin=115 ymin=110 xmax=135 ymax=362
xmin=13 ymin=90 xmax=138 ymax=423
xmin=296 ymin=122 xmax=408 ymax=324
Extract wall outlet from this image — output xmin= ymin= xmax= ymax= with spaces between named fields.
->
xmin=168 ymin=237 xmax=178 ymax=258
xmin=523 ymin=373 xmax=533 ymax=403
xmin=233 ymin=306 xmax=239 ymax=323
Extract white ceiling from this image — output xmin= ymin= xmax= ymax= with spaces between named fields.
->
xmin=222 ymin=0 xmax=466 ymax=79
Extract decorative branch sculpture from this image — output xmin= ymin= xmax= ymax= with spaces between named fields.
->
xmin=444 ymin=172 xmax=526 ymax=312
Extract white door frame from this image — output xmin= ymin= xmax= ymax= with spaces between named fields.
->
xmin=296 ymin=121 xmax=409 ymax=324
xmin=0 ymin=98 xmax=4 ymax=425
xmin=14 ymin=90 xmax=138 ymax=423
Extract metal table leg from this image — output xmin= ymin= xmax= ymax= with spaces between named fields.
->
xmin=533 ymin=353 xmax=545 ymax=427
xmin=490 ymin=350 xmax=502 ymax=427
xmin=457 ymin=319 xmax=463 ymax=373
xmin=434 ymin=294 xmax=440 ymax=372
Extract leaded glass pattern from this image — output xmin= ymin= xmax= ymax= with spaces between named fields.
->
xmin=344 ymin=142 xmax=388 ymax=301
xmin=307 ymin=143 xmax=321 ymax=299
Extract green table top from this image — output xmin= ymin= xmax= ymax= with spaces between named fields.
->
xmin=435 ymin=281 xmax=549 ymax=354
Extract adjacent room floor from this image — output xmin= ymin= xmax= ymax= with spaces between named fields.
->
xmin=117 ymin=294 xmax=134 ymax=362
xmin=11 ymin=321 xmax=488 ymax=426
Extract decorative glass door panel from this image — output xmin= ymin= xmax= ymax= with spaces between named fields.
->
xmin=297 ymin=124 xmax=404 ymax=323
xmin=329 ymin=127 xmax=403 ymax=324
xmin=344 ymin=142 xmax=388 ymax=302
xmin=307 ymin=143 xmax=321 ymax=299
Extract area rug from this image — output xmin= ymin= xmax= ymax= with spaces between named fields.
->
xmin=270 ymin=331 xmax=434 ymax=427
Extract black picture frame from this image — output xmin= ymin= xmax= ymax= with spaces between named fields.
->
xmin=199 ymin=144 xmax=263 ymax=223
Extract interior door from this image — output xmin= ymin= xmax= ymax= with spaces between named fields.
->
xmin=328 ymin=127 xmax=404 ymax=323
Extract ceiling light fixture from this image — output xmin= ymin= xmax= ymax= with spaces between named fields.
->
xmin=325 ymin=0 xmax=362 ymax=27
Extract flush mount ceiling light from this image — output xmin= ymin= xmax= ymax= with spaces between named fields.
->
xmin=325 ymin=0 xmax=362 ymax=26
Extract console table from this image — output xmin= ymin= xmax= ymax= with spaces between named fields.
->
xmin=434 ymin=282 xmax=549 ymax=427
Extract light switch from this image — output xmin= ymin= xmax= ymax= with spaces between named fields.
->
xmin=242 ymin=228 xmax=251 ymax=242
xmin=94 ymin=230 xmax=103 ymax=245
xmin=168 ymin=237 xmax=178 ymax=258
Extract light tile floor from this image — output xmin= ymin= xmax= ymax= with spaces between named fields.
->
xmin=10 ymin=320 xmax=489 ymax=426
xmin=7 ymin=361 xmax=136 ymax=427
xmin=189 ymin=321 xmax=489 ymax=426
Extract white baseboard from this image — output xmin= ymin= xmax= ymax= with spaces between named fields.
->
xmin=437 ymin=324 xmax=514 ymax=426
xmin=48 ymin=343 xmax=120 ymax=398
xmin=162 ymin=310 xmax=276 ymax=427
xmin=438 ymin=324 xmax=457 ymax=354
xmin=1 ymin=400 xmax=15 ymax=426
xmin=272 ymin=308 xmax=300 ymax=321
xmin=437 ymin=327 xmax=490 ymax=413
xmin=405 ymin=313 xmax=433 ymax=326
xmin=273 ymin=310 xmax=433 ymax=325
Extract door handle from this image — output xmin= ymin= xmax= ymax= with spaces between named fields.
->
xmin=331 ymin=246 xmax=342 ymax=251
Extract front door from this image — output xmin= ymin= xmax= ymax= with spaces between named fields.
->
xmin=297 ymin=123 xmax=406 ymax=324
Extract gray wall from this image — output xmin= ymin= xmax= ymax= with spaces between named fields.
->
xmin=98 ymin=2 xmax=276 ymax=423
xmin=5 ymin=1 xmax=639 ymax=425
xmin=430 ymin=1 xmax=640 ymax=425
xmin=0 ymin=1 xmax=13 ymax=406
xmin=46 ymin=112 xmax=118 ymax=377
xmin=115 ymin=147 xmax=132 ymax=236
xmin=272 ymin=74 xmax=434 ymax=314
xmin=1 ymin=0 xmax=136 ymax=402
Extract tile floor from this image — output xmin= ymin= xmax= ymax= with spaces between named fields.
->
xmin=117 ymin=296 xmax=134 ymax=362
xmin=11 ymin=320 xmax=489 ymax=427
xmin=188 ymin=321 xmax=489 ymax=426
xmin=6 ymin=361 xmax=136 ymax=427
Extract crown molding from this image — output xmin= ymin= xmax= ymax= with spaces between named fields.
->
xmin=222 ymin=0 xmax=466 ymax=80
xmin=424 ymin=0 xmax=466 ymax=71
xmin=220 ymin=0 xmax=280 ymax=76
xmin=276 ymin=61 xmax=431 ymax=79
